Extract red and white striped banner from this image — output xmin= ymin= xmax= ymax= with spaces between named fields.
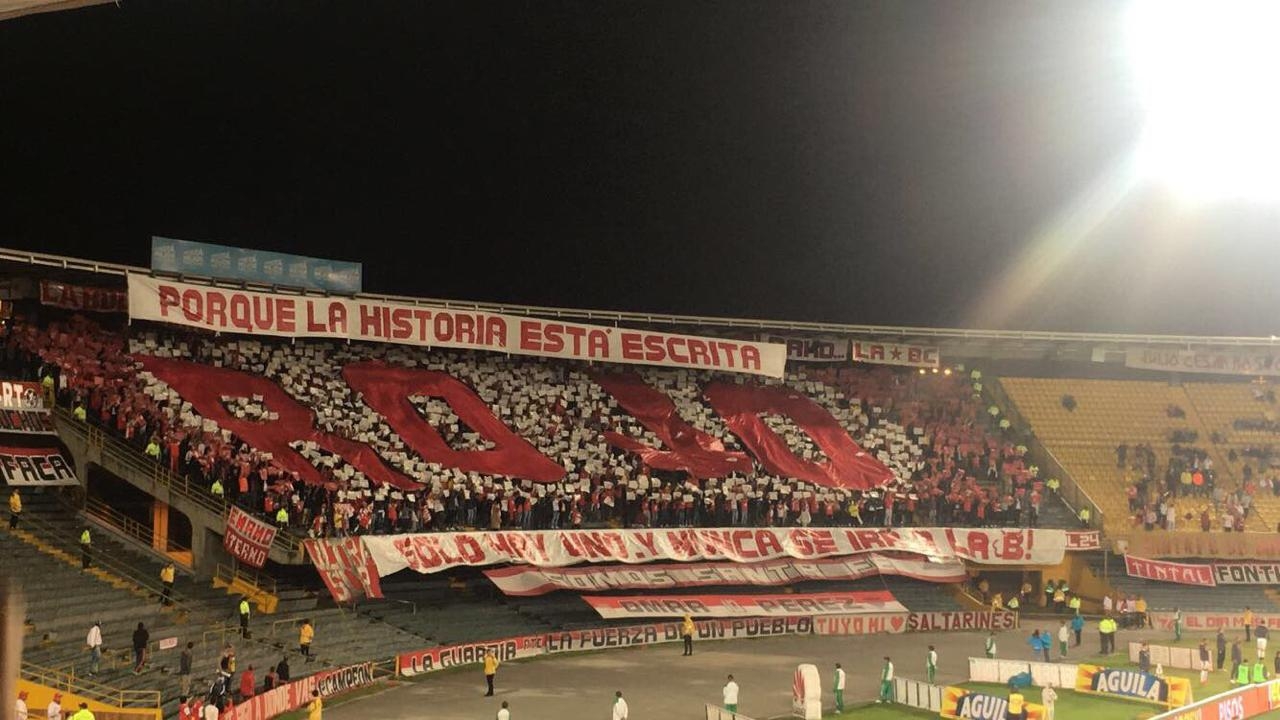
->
xmin=582 ymin=590 xmax=907 ymax=619
xmin=482 ymin=554 xmax=965 ymax=596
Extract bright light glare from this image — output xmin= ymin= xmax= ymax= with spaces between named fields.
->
xmin=1127 ymin=0 xmax=1280 ymax=201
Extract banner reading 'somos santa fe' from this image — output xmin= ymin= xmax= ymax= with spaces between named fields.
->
xmin=128 ymin=274 xmax=787 ymax=378
xmin=223 ymin=506 xmax=278 ymax=568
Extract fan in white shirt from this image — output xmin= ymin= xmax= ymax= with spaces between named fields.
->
xmin=612 ymin=691 xmax=629 ymax=720
xmin=723 ymin=675 xmax=740 ymax=708
xmin=47 ymin=694 xmax=62 ymax=720
xmin=15 ymin=691 xmax=28 ymax=720
xmin=496 ymin=700 xmax=511 ymax=720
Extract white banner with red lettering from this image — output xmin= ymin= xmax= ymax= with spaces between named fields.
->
xmin=582 ymin=590 xmax=907 ymax=619
xmin=852 ymin=342 xmax=940 ymax=369
xmin=1124 ymin=555 xmax=1216 ymax=587
xmin=811 ymin=611 xmax=1020 ymax=636
xmin=397 ymin=619 xmax=813 ymax=676
xmin=1125 ymin=348 xmax=1280 ymax=377
xmin=1148 ymin=612 xmax=1280 ymax=633
xmin=759 ymin=334 xmax=850 ymax=363
xmin=306 ymin=527 xmax=1072 ymax=602
xmin=128 ymin=274 xmax=787 ymax=378
xmin=223 ymin=506 xmax=278 ymax=568
xmin=40 ymin=280 xmax=127 ymax=313
xmin=482 ymin=554 xmax=966 ymax=596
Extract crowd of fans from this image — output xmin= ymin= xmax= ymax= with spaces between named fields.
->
xmin=1119 ymin=439 xmax=1280 ymax=532
xmin=1 ymin=313 xmax=1038 ymax=538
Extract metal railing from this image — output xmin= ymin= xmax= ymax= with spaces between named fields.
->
xmin=987 ymin=376 xmax=1106 ymax=533
xmin=214 ymin=562 xmax=278 ymax=597
xmin=54 ymin=408 xmax=303 ymax=559
xmin=22 ymin=661 xmax=161 ymax=710
xmin=84 ymin=496 xmax=191 ymax=559
xmin=8 ymin=244 xmax=1280 ymax=347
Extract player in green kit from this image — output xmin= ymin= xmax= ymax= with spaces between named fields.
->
xmin=878 ymin=656 xmax=894 ymax=703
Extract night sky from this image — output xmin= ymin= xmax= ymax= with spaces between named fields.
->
xmin=4 ymin=1 xmax=1280 ymax=336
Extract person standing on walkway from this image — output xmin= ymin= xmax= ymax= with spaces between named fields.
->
xmin=1041 ymin=683 xmax=1057 ymax=720
xmin=306 ymin=691 xmax=321 ymax=720
xmin=1058 ymin=622 xmax=1069 ymax=658
xmin=926 ymin=646 xmax=937 ymax=684
xmin=132 ymin=622 xmax=149 ymax=674
xmin=833 ymin=663 xmax=846 ymax=712
xmin=9 ymin=488 xmax=21 ymax=529
xmin=1256 ymin=622 xmax=1268 ymax=659
xmin=239 ymin=666 xmax=256 ymax=701
xmin=47 ymin=693 xmax=62 ymax=720
xmin=681 ymin=614 xmax=695 ymax=656
xmin=612 ymin=691 xmax=628 ymax=720
xmin=483 ymin=648 xmax=500 ymax=696
xmin=238 ymin=598 xmax=251 ymax=639
xmin=1071 ymin=614 xmax=1084 ymax=647
xmin=985 ymin=632 xmax=997 ymax=659
xmin=1218 ymin=630 xmax=1228 ymax=671
xmin=1232 ymin=640 xmax=1244 ymax=681
xmin=1100 ymin=616 xmax=1117 ymax=654
xmin=722 ymin=675 xmax=739 ymax=714
xmin=1138 ymin=643 xmax=1151 ymax=674
xmin=180 ymin=642 xmax=194 ymax=697
xmin=1173 ymin=608 xmax=1183 ymax=641
xmin=299 ymin=619 xmax=314 ymax=662
xmin=496 ymin=701 xmax=510 ymax=720
xmin=79 ymin=526 xmax=92 ymax=569
xmin=1245 ymin=608 xmax=1254 ymax=642
xmin=160 ymin=564 xmax=176 ymax=607
xmin=878 ymin=657 xmax=894 ymax=703
xmin=1199 ymin=640 xmax=1211 ymax=685
xmin=85 ymin=621 xmax=102 ymax=676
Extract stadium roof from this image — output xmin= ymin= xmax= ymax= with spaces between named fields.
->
xmin=0 ymin=0 xmax=110 ymax=22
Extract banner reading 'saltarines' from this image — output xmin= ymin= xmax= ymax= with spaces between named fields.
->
xmin=1124 ymin=556 xmax=1216 ymax=587
xmin=851 ymin=342 xmax=940 ymax=369
xmin=482 ymin=554 xmax=966 ymax=596
xmin=40 ymin=280 xmax=127 ymax=313
xmin=305 ymin=527 xmax=1073 ymax=603
xmin=223 ymin=506 xmax=278 ymax=568
xmin=0 ymin=445 xmax=78 ymax=486
xmin=759 ymin=334 xmax=850 ymax=363
xmin=128 ymin=274 xmax=787 ymax=378
xmin=1125 ymin=348 xmax=1280 ymax=377
xmin=811 ymin=611 xmax=1018 ymax=637
xmin=582 ymin=590 xmax=906 ymax=619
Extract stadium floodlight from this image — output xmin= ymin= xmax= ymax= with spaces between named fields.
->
xmin=1126 ymin=0 xmax=1280 ymax=201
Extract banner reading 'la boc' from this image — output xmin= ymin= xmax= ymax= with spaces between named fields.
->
xmin=128 ymin=274 xmax=787 ymax=378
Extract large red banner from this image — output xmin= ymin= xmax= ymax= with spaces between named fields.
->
xmin=223 ymin=506 xmax=278 ymax=568
xmin=582 ymin=590 xmax=906 ymax=619
xmin=482 ymin=554 xmax=967 ymax=596
xmin=1124 ymin=555 xmax=1216 ymax=587
xmin=307 ymin=527 xmax=1073 ymax=602
xmin=128 ymin=274 xmax=787 ymax=378
xmin=40 ymin=280 xmax=127 ymax=313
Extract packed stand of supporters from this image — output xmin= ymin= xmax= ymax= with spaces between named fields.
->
xmin=1 ymin=313 xmax=1045 ymax=537
xmin=1119 ymin=441 xmax=1264 ymax=532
